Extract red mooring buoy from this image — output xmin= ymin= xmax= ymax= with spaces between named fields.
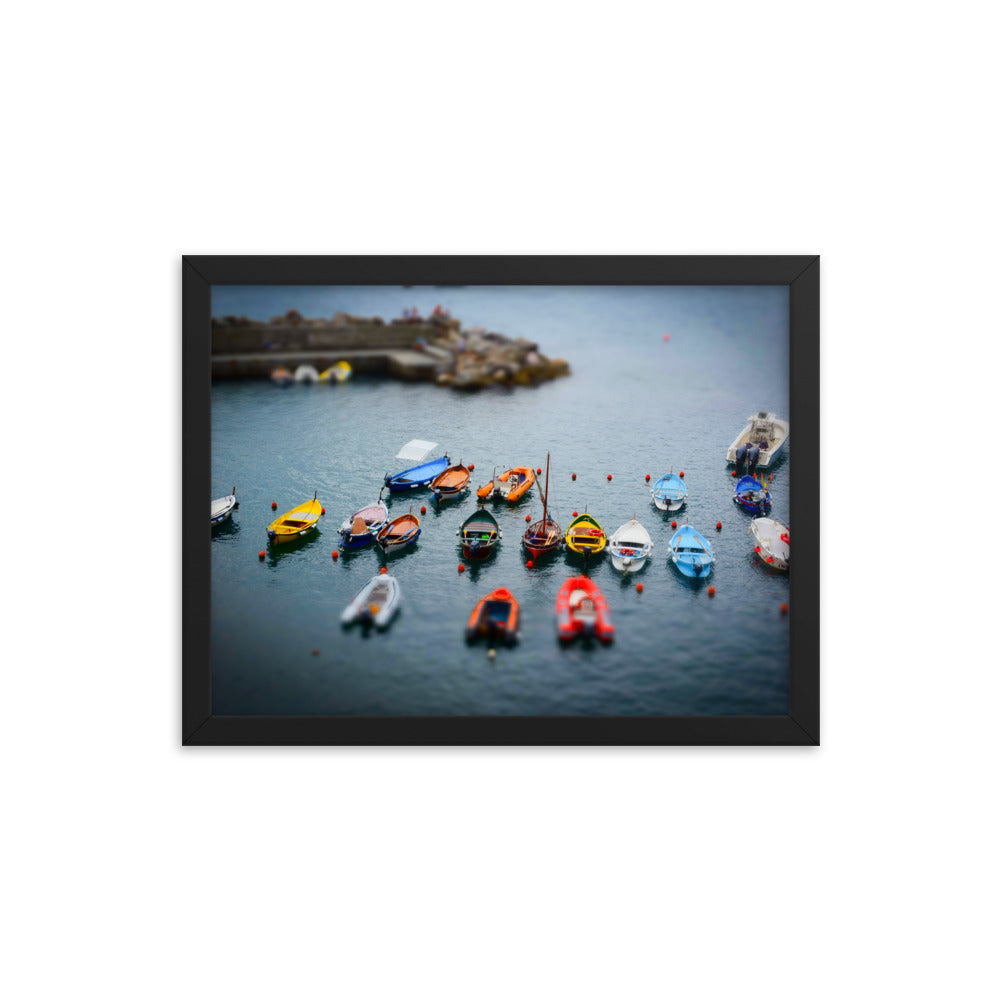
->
xmin=636 ymin=583 xmax=643 ymax=594
xmin=458 ymin=564 xmax=465 ymax=573
xmin=607 ymin=474 xmax=612 ymax=481
xmin=679 ymin=471 xmax=684 ymax=478
xmin=332 ymin=551 xmax=339 ymax=560
xmin=572 ymin=473 xmax=576 ymax=480
xmin=379 ymin=567 xmax=387 ymax=575
xmin=716 ymin=522 xmax=722 ymax=531
xmin=526 ymin=514 xmax=531 ymax=522
xmin=671 ymin=520 xmax=677 ymax=529
xmin=420 ymin=505 xmax=426 ymax=515
xmin=708 ymin=586 xmax=716 ymax=597
xmin=271 ymin=501 xmax=277 ymax=509
xmin=258 ymin=551 xmax=265 ymax=560
xmin=780 ymin=603 xmax=788 ymax=614
xmin=526 ymin=560 xmax=534 ymax=569
xmin=645 ymin=474 xmax=651 ymax=481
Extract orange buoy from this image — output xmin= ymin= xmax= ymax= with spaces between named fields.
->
xmin=754 ymin=546 xmax=761 ymax=553
xmin=469 ymin=464 xmax=475 ymax=471
xmin=526 ymin=560 xmax=534 ymax=568
xmin=271 ymin=501 xmax=277 ymax=509
xmin=607 ymin=473 xmax=612 ymax=481
xmin=571 ymin=473 xmax=576 ymax=480
xmin=716 ymin=522 xmax=722 ymax=531
xmin=780 ymin=603 xmax=788 ymax=614
xmin=332 ymin=551 xmax=339 ymax=560
xmin=258 ymin=551 xmax=265 ymax=560
xmin=671 ymin=520 xmax=677 ymax=529
xmin=645 ymin=474 xmax=650 ymax=481
xmin=663 ymin=333 xmax=670 ymax=340
xmin=573 ymin=511 xmax=578 ymax=517
xmin=458 ymin=563 xmax=465 ymax=573
xmin=420 ymin=505 xmax=426 ymax=515
xmin=379 ymin=567 xmax=387 ymax=575
xmin=312 ymin=649 xmax=320 ymax=656
xmin=537 ymin=468 xmax=542 ymax=475
xmin=525 ymin=514 xmax=531 ymax=522
xmin=679 ymin=471 xmax=684 ymax=478
xmin=708 ymin=586 xmax=715 ymax=597
xmin=636 ymin=583 xmax=643 ymax=594
xmin=321 ymin=507 xmax=325 ymax=515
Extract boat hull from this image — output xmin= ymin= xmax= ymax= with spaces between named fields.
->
xmin=341 ymin=574 xmax=400 ymax=628
xmin=556 ymin=577 xmax=614 ymax=642
xmin=384 ymin=455 xmax=451 ymax=492
xmin=267 ymin=498 xmax=322 ymax=543
xmin=669 ymin=526 xmax=714 ymax=579
xmin=465 ymin=587 xmax=519 ymax=645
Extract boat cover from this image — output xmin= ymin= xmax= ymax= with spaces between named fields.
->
xmin=396 ymin=439 xmax=440 ymax=461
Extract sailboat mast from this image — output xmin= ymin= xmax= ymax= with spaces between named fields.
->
xmin=542 ymin=452 xmax=550 ymax=525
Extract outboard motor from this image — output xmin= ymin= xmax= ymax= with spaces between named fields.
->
xmin=748 ymin=445 xmax=760 ymax=473
xmin=693 ymin=557 xmax=704 ymax=576
xmin=735 ymin=443 xmax=748 ymax=470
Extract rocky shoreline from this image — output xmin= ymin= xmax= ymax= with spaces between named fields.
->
xmin=211 ymin=310 xmax=571 ymax=390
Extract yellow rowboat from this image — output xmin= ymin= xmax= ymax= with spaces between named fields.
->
xmin=267 ymin=493 xmax=322 ymax=544
xmin=564 ymin=511 xmax=607 ymax=556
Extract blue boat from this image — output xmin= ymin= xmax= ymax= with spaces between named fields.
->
xmin=384 ymin=454 xmax=451 ymax=492
xmin=651 ymin=471 xmax=687 ymax=512
xmin=733 ymin=475 xmax=772 ymax=514
xmin=668 ymin=524 xmax=714 ymax=579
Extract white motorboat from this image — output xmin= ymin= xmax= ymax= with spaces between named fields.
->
xmin=608 ymin=518 xmax=653 ymax=572
xmin=726 ymin=411 xmax=789 ymax=470
xmin=293 ymin=364 xmax=320 ymax=383
xmin=341 ymin=574 xmax=401 ymax=629
xmin=749 ymin=517 xmax=789 ymax=571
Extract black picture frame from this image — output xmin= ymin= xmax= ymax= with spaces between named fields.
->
xmin=184 ymin=255 xmax=819 ymax=746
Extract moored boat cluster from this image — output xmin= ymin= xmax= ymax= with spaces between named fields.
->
xmin=212 ymin=414 xmax=790 ymax=645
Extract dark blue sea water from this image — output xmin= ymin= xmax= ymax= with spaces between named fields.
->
xmin=210 ymin=286 xmax=790 ymax=716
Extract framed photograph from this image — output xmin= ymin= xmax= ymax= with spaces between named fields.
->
xmin=184 ymin=256 xmax=818 ymax=746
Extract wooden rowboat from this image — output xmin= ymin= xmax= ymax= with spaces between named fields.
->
xmin=564 ymin=510 xmax=607 ymax=557
xmin=376 ymin=510 xmax=421 ymax=554
xmin=338 ymin=493 xmax=389 ymax=549
xmin=522 ymin=453 xmax=561 ymax=559
xmin=431 ymin=463 xmax=471 ymax=502
xmin=457 ymin=508 xmax=502 ymax=560
xmin=267 ymin=493 xmax=322 ymax=544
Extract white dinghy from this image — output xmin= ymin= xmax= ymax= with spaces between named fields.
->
xmin=341 ymin=574 xmax=401 ymax=629
xmin=749 ymin=517 xmax=789 ymax=571
xmin=608 ymin=518 xmax=653 ymax=573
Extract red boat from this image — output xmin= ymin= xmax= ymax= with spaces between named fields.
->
xmin=556 ymin=577 xmax=615 ymax=642
xmin=465 ymin=587 xmax=520 ymax=645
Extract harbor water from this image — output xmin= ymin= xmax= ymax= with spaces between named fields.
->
xmin=210 ymin=285 xmax=790 ymax=716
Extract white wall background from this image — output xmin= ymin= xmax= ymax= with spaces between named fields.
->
xmin=3 ymin=3 xmax=994 ymax=998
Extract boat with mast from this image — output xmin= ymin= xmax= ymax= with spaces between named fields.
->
xmin=522 ymin=453 xmax=562 ymax=559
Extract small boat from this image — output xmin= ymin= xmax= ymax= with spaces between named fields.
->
xmin=430 ymin=462 xmax=471 ymax=502
xmin=608 ymin=518 xmax=653 ymax=572
xmin=319 ymin=360 xmax=352 ymax=383
xmin=668 ymin=524 xmax=714 ymax=579
xmin=270 ymin=366 xmax=293 ymax=386
xmin=496 ymin=466 xmax=536 ymax=503
xmin=384 ymin=440 xmax=451 ymax=493
xmin=733 ymin=475 xmax=772 ymax=514
xmin=211 ymin=486 xmax=238 ymax=527
xmin=457 ymin=508 xmax=502 ymax=560
xmin=338 ymin=493 xmax=389 ymax=549
xmin=294 ymin=364 xmax=320 ymax=383
xmin=475 ymin=467 xmax=501 ymax=501
xmin=651 ymin=470 xmax=687 ymax=512
xmin=522 ymin=453 xmax=562 ymax=559
xmin=465 ymin=587 xmax=520 ymax=645
xmin=749 ymin=517 xmax=790 ymax=571
xmin=376 ymin=510 xmax=421 ymax=554
xmin=267 ymin=493 xmax=322 ymax=544
xmin=564 ymin=510 xmax=607 ymax=558
xmin=341 ymin=574 xmax=400 ymax=629
xmin=556 ymin=577 xmax=615 ymax=642
xmin=726 ymin=411 xmax=790 ymax=470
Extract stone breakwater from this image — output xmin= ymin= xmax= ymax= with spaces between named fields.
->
xmin=211 ymin=310 xmax=571 ymax=390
